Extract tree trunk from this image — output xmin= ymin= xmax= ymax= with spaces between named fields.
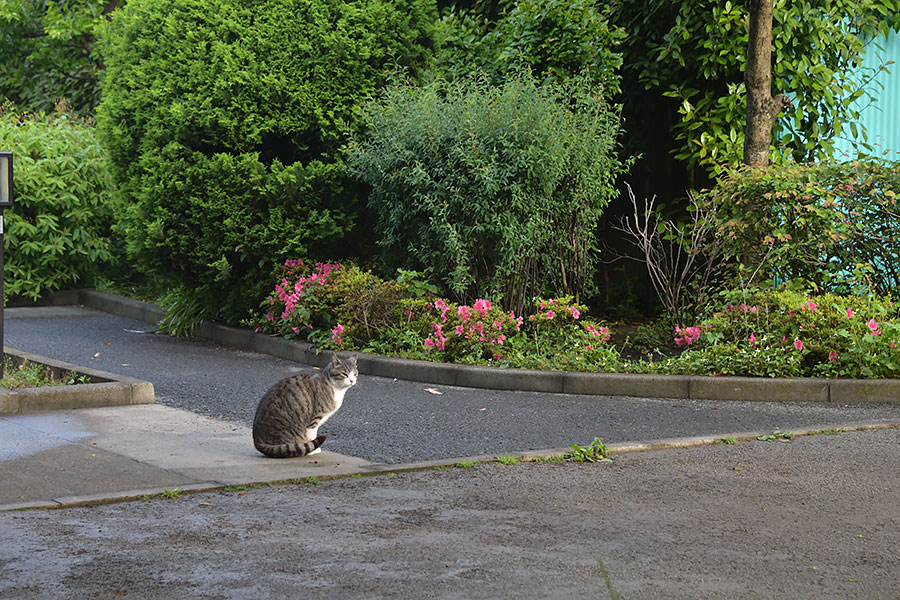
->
xmin=743 ymin=0 xmax=792 ymax=167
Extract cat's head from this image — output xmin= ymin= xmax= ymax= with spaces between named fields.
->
xmin=326 ymin=352 xmax=358 ymax=388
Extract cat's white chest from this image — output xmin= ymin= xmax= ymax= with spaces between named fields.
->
xmin=332 ymin=386 xmax=348 ymax=408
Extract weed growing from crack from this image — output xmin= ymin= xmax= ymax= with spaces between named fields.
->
xmin=757 ymin=430 xmax=794 ymax=442
xmin=564 ymin=437 xmax=612 ymax=463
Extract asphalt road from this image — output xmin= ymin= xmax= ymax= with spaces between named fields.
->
xmin=7 ymin=307 xmax=900 ymax=464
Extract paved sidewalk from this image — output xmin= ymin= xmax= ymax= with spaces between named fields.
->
xmin=0 ymin=404 xmax=373 ymax=510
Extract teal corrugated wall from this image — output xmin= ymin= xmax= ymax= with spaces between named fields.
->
xmin=834 ymin=30 xmax=900 ymax=160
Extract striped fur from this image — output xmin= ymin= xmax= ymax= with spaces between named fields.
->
xmin=252 ymin=353 xmax=357 ymax=458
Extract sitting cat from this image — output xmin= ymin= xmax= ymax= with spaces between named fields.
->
xmin=252 ymin=353 xmax=358 ymax=458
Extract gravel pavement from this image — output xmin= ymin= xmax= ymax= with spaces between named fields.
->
xmin=6 ymin=308 xmax=900 ymax=464
xmin=1 ymin=427 xmax=898 ymax=599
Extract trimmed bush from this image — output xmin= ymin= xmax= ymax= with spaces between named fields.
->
xmin=0 ymin=106 xmax=115 ymax=299
xmin=349 ymin=73 xmax=629 ymax=314
xmin=95 ymin=0 xmax=437 ymax=320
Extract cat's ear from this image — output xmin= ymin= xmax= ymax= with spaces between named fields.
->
xmin=330 ymin=352 xmax=339 ymax=364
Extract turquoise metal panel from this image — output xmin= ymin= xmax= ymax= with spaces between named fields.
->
xmin=834 ymin=30 xmax=900 ymax=160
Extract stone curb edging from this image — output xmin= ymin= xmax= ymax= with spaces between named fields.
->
xmin=30 ymin=289 xmax=900 ymax=404
xmin=4 ymin=421 xmax=897 ymax=512
xmin=0 ymin=347 xmax=155 ymax=415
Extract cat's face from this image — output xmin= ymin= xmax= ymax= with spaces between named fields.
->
xmin=329 ymin=353 xmax=358 ymax=388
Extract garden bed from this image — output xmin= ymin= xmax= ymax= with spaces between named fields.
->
xmin=0 ymin=348 xmax=155 ymax=414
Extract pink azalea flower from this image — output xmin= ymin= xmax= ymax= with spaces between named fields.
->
xmin=473 ymin=299 xmax=492 ymax=315
xmin=794 ymin=338 xmax=803 ymax=351
xmin=828 ymin=351 xmax=838 ymax=361
xmin=569 ymin=307 xmax=581 ymax=319
xmin=748 ymin=333 xmax=757 ymax=346
xmin=866 ymin=318 xmax=882 ymax=336
xmin=846 ymin=308 xmax=854 ymax=319
xmin=331 ymin=323 xmax=344 ymax=342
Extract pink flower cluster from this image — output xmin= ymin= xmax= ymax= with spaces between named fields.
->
xmin=274 ymin=261 xmax=341 ymax=321
xmin=584 ymin=323 xmax=611 ymax=342
xmin=674 ymin=325 xmax=705 ymax=346
xmin=529 ymin=298 xmax=582 ymax=323
xmin=424 ymin=298 xmax=523 ymax=354
xmin=867 ymin=318 xmax=882 ymax=336
xmin=331 ymin=323 xmax=344 ymax=346
xmin=799 ymin=300 xmax=818 ymax=312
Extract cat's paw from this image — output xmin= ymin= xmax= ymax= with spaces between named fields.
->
xmin=308 ymin=447 xmax=322 ymax=455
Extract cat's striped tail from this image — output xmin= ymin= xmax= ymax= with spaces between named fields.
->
xmin=254 ymin=435 xmax=326 ymax=458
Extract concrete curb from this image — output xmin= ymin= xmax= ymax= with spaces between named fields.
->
xmin=28 ymin=289 xmax=900 ymax=404
xmin=0 ymin=347 xmax=155 ymax=414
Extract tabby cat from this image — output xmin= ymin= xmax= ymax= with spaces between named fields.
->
xmin=252 ymin=353 xmax=358 ymax=458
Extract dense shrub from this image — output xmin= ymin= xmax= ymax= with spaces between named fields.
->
xmin=703 ymin=160 xmax=900 ymax=296
xmin=251 ymin=260 xmax=622 ymax=369
xmin=653 ymin=290 xmax=900 ymax=379
xmin=250 ymin=260 xmax=438 ymax=351
xmin=95 ymin=0 xmax=437 ymax=320
xmin=349 ymin=73 xmax=629 ymax=314
xmin=436 ymin=0 xmax=623 ymax=94
xmin=0 ymin=1 xmax=109 ymax=115
xmin=0 ymin=106 xmax=115 ymax=299
xmin=250 ymin=260 xmax=900 ymax=378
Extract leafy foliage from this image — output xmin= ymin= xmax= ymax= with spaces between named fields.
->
xmin=95 ymin=0 xmax=437 ymax=321
xmin=0 ymin=106 xmax=115 ymax=299
xmin=249 ymin=259 xmax=900 ymax=379
xmin=436 ymin=0 xmax=624 ymax=94
xmin=654 ymin=290 xmax=900 ymax=378
xmin=249 ymin=260 xmax=622 ymax=369
xmin=0 ymin=0 xmax=116 ymax=115
xmin=563 ymin=437 xmax=611 ymax=462
xmin=610 ymin=0 xmax=900 ymax=176
xmin=705 ymin=160 xmax=900 ymax=296
xmin=349 ymin=73 xmax=628 ymax=313
xmin=249 ymin=260 xmax=437 ymax=352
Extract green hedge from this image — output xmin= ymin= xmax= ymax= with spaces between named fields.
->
xmin=349 ymin=74 xmax=629 ymax=314
xmin=0 ymin=107 xmax=115 ymax=299
xmin=95 ymin=0 xmax=437 ymax=320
